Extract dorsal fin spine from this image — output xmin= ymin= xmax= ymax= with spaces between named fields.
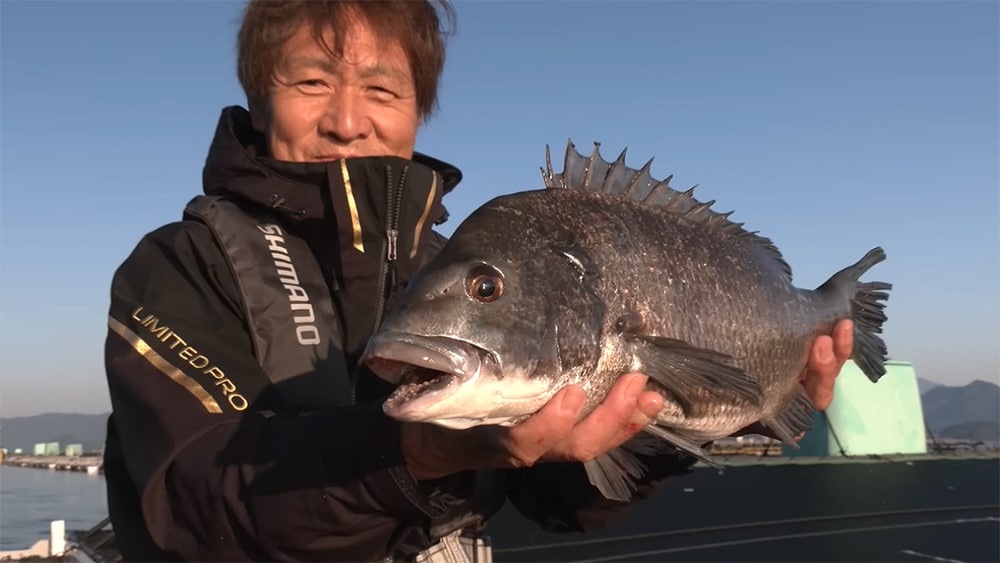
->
xmin=539 ymin=140 xmax=793 ymax=278
xmin=582 ymin=144 xmax=594 ymax=187
xmin=543 ymin=145 xmax=556 ymax=187
xmin=612 ymin=148 xmax=639 ymax=197
xmin=562 ymin=139 xmax=574 ymax=190
xmin=641 ymin=175 xmax=672 ymax=204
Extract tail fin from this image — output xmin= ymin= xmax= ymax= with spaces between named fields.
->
xmin=818 ymin=247 xmax=892 ymax=383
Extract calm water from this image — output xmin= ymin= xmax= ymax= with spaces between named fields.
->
xmin=0 ymin=465 xmax=108 ymax=550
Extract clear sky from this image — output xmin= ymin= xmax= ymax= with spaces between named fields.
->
xmin=1 ymin=1 xmax=997 ymax=417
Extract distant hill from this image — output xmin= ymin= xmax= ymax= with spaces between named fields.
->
xmin=939 ymin=421 xmax=1000 ymax=443
xmin=0 ymin=413 xmax=109 ymax=453
xmin=921 ymin=380 xmax=999 ymax=440
xmin=917 ymin=377 xmax=942 ymax=396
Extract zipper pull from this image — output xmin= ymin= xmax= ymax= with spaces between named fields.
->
xmin=387 ymin=228 xmax=399 ymax=291
xmin=387 ymin=228 xmax=398 ymax=262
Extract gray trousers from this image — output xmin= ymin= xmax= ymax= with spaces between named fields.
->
xmin=402 ymin=531 xmax=493 ymax=563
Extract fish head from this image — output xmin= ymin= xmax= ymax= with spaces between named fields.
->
xmin=363 ymin=194 xmax=605 ymax=429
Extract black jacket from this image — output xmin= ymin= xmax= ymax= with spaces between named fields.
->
xmin=102 ymin=106 xmax=693 ymax=562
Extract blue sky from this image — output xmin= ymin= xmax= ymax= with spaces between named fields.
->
xmin=1 ymin=0 xmax=997 ymax=417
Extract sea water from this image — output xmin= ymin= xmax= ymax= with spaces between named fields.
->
xmin=0 ymin=465 xmax=107 ymax=550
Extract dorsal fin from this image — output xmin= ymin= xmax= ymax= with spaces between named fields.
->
xmin=541 ymin=140 xmax=792 ymax=279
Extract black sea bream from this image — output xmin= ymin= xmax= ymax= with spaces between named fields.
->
xmin=364 ymin=141 xmax=892 ymax=501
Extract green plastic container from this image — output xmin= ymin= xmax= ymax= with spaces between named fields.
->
xmin=784 ymin=360 xmax=927 ymax=457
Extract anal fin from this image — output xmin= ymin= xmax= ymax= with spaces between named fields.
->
xmin=760 ymin=386 xmax=816 ymax=448
xmin=583 ymin=446 xmax=649 ymax=502
xmin=584 ymin=428 xmax=723 ymax=502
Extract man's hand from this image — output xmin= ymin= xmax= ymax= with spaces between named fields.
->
xmin=401 ymin=373 xmax=662 ymax=480
xmin=505 ymin=373 xmax=663 ymax=467
xmin=800 ymin=319 xmax=854 ymax=411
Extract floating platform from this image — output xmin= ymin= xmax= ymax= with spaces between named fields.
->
xmin=2 ymin=455 xmax=103 ymax=474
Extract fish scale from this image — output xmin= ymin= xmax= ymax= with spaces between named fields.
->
xmin=523 ymin=188 xmax=818 ymax=426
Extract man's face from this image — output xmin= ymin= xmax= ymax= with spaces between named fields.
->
xmin=252 ymin=18 xmax=420 ymax=162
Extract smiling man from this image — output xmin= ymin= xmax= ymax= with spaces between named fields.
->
xmin=101 ymin=1 xmax=853 ymax=561
xmin=252 ymin=21 xmax=420 ymax=162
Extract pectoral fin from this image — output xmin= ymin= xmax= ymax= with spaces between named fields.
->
xmin=643 ymin=424 xmax=720 ymax=469
xmin=632 ymin=335 xmax=763 ymax=415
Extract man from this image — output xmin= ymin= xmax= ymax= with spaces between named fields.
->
xmin=102 ymin=1 xmax=853 ymax=561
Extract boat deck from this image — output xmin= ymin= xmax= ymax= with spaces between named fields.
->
xmin=487 ymin=454 xmax=1000 ymax=562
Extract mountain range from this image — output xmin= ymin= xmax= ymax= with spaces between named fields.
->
xmin=921 ymin=379 xmax=1000 ymax=443
xmin=0 ymin=412 xmax=110 ymax=453
xmin=2 ymin=379 xmax=998 ymax=452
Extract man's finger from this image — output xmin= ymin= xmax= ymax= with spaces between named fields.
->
xmin=805 ymin=336 xmax=837 ymax=411
xmin=636 ymin=388 xmax=664 ymax=419
xmin=506 ymin=385 xmax=584 ymax=465
xmin=558 ymin=373 xmax=647 ymax=461
xmin=832 ymin=319 xmax=854 ymax=365
xmin=602 ymin=396 xmax=660 ymax=451
xmin=609 ymin=389 xmax=663 ymax=446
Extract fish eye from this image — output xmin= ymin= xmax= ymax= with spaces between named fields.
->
xmin=466 ymin=266 xmax=504 ymax=303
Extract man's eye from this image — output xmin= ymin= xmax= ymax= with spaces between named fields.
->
xmin=296 ymin=79 xmax=328 ymax=91
xmin=368 ymin=85 xmax=398 ymax=100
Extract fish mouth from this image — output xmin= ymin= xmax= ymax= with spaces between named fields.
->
xmin=363 ymin=333 xmax=490 ymax=422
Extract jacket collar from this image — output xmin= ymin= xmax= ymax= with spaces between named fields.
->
xmin=200 ymin=105 xmax=458 ymax=260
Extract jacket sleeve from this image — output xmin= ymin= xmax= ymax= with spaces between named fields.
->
xmin=104 ymin=221 xmax=460 ymax=561
xmin=502 ymin=444 xmax=697 ymax=534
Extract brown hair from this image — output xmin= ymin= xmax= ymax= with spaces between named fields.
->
xmin=237 ymin=0 xmax=456 ymax=120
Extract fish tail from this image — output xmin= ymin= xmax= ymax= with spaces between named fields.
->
xmin=817 ymin=247 xmax=892 ymax=383
xmin=851 ymin=279 xmax=893 ymax=382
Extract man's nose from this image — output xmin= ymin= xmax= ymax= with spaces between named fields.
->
xmin=318 ymin=89 xmax=373 ymax=142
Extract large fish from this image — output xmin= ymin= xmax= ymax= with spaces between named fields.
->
xmin=363 ymin=141 xmax=892 ymax=501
